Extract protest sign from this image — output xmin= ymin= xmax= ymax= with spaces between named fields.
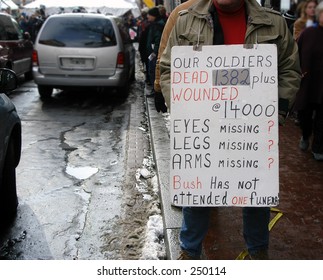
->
xmin=170 ymin=44 xmax=278 ymax=207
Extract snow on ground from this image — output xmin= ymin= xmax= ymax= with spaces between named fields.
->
xmin=135 ymin=157 xmax=166 ymax=260
xmin=134 ymin=110 xmax=168 ymax=260
xmin=138 ymin=106 xmax=170 ymax=260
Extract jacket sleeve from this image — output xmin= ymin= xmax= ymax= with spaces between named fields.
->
xmin=277 ymin=16 xmax=301 ymax=116
xmin=159 ymin=12 xmax=195 ymax=110
xmin=154 ymin=12 xmax=178 ymax=93
xmin=160 ymin=23 xmax=180 ymax=110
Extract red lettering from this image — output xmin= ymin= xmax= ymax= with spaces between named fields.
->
xmin=220 ymin=87 xmax=238 ymax=100
xmin=231 ymin=196 xmax=248 ymax=205
xmin=171 ymin=71 xmax=209 ymax=84
xmin=172 ymin=175 xmax=202 ymax=189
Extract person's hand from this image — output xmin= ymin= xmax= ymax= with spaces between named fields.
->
xmin=154 ymin=91 xmax=167 ymax=113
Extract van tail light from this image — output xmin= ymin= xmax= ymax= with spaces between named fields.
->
xmin=32 ymin=50 xmax=39 ymax=66
xmin=116 ymin=52 xmax=125 ymax=69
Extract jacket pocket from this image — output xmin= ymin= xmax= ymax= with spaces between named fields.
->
xmin=178 ymin=33 xmax=205 ymax=46
xmin=257 ymin=35 xmax=280 ymax=44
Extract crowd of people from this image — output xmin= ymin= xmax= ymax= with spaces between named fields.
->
xmin=18 ymin=7 xmax=48 ymax=42
xmin=280 ymin=0 xmax=323 ymax=162
xmin=137 ymin=5 xmax=168 ymax=96
xmin=0 ymin=6 xmax=45 ymax=42
xmin=293 ymin=0 xmax=323 ymax=161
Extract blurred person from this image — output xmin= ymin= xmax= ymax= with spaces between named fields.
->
xmin=18 ymin=13 xmax=31 ymax=34
xmin=282 ymin=1 xmax=298 ymax=37
xmin=283 ymin=10 xmax=297 ymax=33
xmin=154 ymin=0 xmax=198 ymax=113
xmin=292 ymin=0 xmax=317 ymax=125
xmin=294 ymin=1 xmax=323 ymax=161
xmin=124 ymin=12 xmax=137 ymax=41
xmin=29 ymin=9 xmax=45 ymax=42
xmin=295 ymin=0 xmax=307 ymax=18
xmin=160 ymin=0 xmax=301 ymax=260
xmin=58 ymin=7 xmax=65 ymax=14
xmin=293 ymin=0 xmax=318 ymax=40
xmin=158 ymin=5 xmax=168 ymax=23
xmin=146 ymin=7 xmax=165 ymax=96
xmin=138 ymin=8 xmax=151 ymax=84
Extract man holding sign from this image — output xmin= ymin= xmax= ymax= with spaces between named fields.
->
xmin=160 ymin=0 xmax=301 ymax=260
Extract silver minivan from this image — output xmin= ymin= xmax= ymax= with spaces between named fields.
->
xmin=32 ymin=13 xmax=136 ymax=98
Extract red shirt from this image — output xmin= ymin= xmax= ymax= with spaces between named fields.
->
xmin=214 ymin=0 xmax=247 ymax=44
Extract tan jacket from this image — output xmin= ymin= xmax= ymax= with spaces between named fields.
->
xmin=160 ymin=0 xmax=301 ymax=115
xmin=154 ymin=0 xmax=198 ymax=93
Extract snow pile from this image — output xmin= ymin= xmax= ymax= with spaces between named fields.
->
xmin=140 ymin=214 xmax=166 ymax=260
xmin=163 ymin=112 xmax=170 ymax=135
xmin=135 ymin=154 xmax=166 ymax=259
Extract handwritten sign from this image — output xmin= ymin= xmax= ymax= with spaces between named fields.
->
xmin=170 ymin=45 xmax=279 ymax=207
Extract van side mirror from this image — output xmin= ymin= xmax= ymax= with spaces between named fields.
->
xmin=0 ymin=68 xmax=18 ymax=93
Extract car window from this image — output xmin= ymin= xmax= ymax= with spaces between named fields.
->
xmin=38 ymin=17 xmax=117 ymax=48
xmin=0 ymin=15 xmax=22 ymax=41
xmin=11 ymin=18 xmax=23 ymax=40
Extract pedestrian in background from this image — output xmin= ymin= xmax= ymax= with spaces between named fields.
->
xmin=18 ymin=13 xmax=31 ymax=34
xmin=138 ymin=8 xmax=151 ymax=85
xmin=293 ymin=0 xmax=318 ymax=40
xmin=282 ymin=10 xmax=297 ymax=34
xmin=29 ymin=8 xmax=46 ymax=42
xmin=146 ymin=7 xmax=165 ymax=96
xmin=160 ymin=0 xmax=301 ymax=260
xmin=294 ymin=1 xmax=323 ymax=161
xmin=158 ymin=5 xmax=169 ymax=23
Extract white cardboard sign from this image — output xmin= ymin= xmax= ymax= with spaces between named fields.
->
xmin=170 ymin=45 xmax=279 ymax=207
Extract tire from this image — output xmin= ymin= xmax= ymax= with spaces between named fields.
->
xmin=38 ymin=85 xmax=53 ymax=98
xmin=0 ymin=138 xmax=18 ymax=224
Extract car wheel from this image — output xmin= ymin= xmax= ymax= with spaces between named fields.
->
xmin=0 ymin=138 xmax=18 ymax=224
xmin=38 ymin=85 xmax=53 ymax=98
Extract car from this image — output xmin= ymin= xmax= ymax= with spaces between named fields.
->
xmin=0 ymin=13 xmax=34 ymax=80
xmin=0 ymin=68 xmax=21 ymax=225
xmin=32 ymin=13 xmax=136 ymax=98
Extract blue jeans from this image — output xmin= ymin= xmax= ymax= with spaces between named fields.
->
xmin=180 ymin=207 xmax=270 ymax=257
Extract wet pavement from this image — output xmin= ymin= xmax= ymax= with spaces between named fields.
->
xmin=0 ymin=78 xmax=157 ymax=260
xmin=146 ymin=93 xmax=323 ymax=260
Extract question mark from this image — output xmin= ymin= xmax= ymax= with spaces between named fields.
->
xmin=268 ymin=140 xmax=274 ymax=151
xmin=268 ymin=157 xmax=274 ymax=169
xmin=268 ymin=120 xmax=274 ymax=133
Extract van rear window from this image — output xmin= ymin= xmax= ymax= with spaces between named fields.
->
xmin=38 ymin=17 xmax=117 ymax=48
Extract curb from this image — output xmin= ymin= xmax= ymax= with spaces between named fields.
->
xmin=144 ymin=90 xmax=182 ymax=260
